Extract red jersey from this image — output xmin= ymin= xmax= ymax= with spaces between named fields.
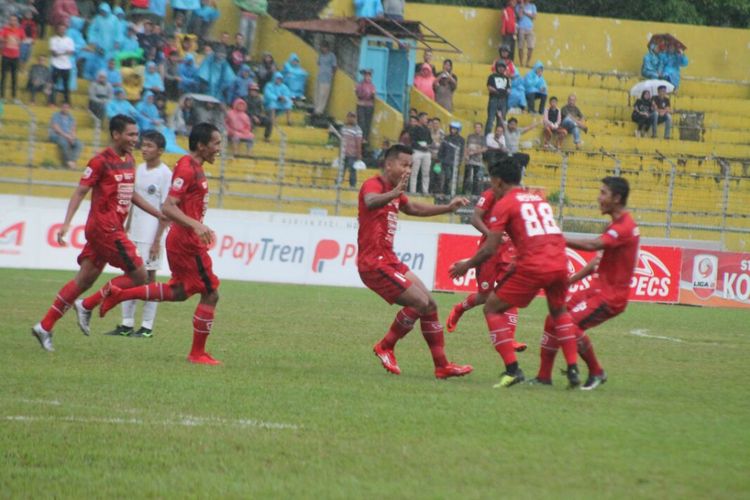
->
xmin=357 ymin=176 xmax=409 ymax=271
xmin=166 ymin=155 xmax=210 ymax=252
xmin=488 ymin=187 xmax=566 ymax=272
xmin=80 ymin=147 xmax=135 ymax=234
xmin=476 ymin=188 xmax=515 ymax=265
xmin=0 ymin=26 xmax=23 ymax=58
xmin=594 ymin=211 xmax=640 ymax=307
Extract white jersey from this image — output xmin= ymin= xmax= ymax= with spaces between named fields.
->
xmin=128 ymin=162 xmax=172 ymax=244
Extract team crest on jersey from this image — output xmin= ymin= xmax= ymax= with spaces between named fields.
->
xmin=114 ymin=174 xmax=123 ymax=182
xmin=172 ymin=178 xmax=184 ymax=190
xmin=82 ymin=167 xmax=93 ymax=179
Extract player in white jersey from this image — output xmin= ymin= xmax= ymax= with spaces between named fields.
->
xmin=104 ymin=130 xmax=172 ymax=338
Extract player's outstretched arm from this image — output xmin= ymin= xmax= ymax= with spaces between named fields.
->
xmin=162 ymin=196 xmax=215 ymax=245
xmin=470 ymin=206 xmax=490 ymax=237
xmin=449 ymin=229 xmax=503 ymax=278
xmin=569 ymin=255 xmax=601 ymax=284
xmin=132 ymin=192 xmax=165 ymax=221
xmin=402 ymin=196 xmax=469 ymax=217
xmin=566 ymin=236 xmax=605 ymax=252
xmin=57 ymin=184 xmax=91 ymax=246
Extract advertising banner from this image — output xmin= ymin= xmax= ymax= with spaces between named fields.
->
xmin=679 ymin=249 xmax=750 ymax=309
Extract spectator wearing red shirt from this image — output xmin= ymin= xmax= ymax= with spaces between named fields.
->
xmin=0 ymin=15 xmax=25 ymax=99
xmin=355 ymin=68 xmax=376 ymax=145
xmin=500 ymin=0 xmax=517 ymax=61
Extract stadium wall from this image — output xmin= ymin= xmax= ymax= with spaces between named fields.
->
xmin=1 ymin=196 xmax=748 ymax=308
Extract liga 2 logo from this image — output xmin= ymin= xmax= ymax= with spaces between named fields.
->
xmin=691 ymin=254 xmax=718 ymax=299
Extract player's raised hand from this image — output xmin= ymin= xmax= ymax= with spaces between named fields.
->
xmin=394 ymin=171 xmax=409 ymax=194
xmin=193 ymin=222 xmax=216 ymax=246
xmin=56 ymin=224 xmax=70 ymax=246
xmin=449 ymin=258 xmax=471 ymax=279
xmin=448 ymin=196 xmax=470 ymax=211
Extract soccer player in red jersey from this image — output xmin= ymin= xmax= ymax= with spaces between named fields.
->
xmin=445 ymin=188 xmax=527 ymax=352
xmin=533 ymin=177 xmax=639 ymax=390
xmin=98 ymin=123 xmax=224 ymax=365
xmin=31 ymin=115 xmax=164 ymax=351
xmin=450 ymin=157 xmax=581 ymax=388
xmin=361 ymin=144 xmax=474 ymax=379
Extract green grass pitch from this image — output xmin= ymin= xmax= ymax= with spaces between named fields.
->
xmin=1 ymin=268 xmax=748 ymax=498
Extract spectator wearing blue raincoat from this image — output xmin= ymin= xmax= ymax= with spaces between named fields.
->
xmin=178 ymin=53 xmax=200 ymax=93
xmin=106 ymin=88 xmax=138 ymax=120
xmin=660 ymin=45 xmax=688 ymax=90
xmin=83 ymin=46 xmax=108 ymax=81
xmin=226 ymin=63 xmax=254 ymax=104
xmin=150 ymin=0 xmax=169 ymax=18
xmin=523 ymin=61 xmax=547 ymax=114
xmin=172 ymin=0 xmax=201 ymax=14
xmin=112 ymin=7 xmax=128 ymax=46
xmin=105 ymin=59 xmax=123 ymax=88
xmin=86 ymin=3 xmax=118 ymax=54
xmin=641 ymin=44 xmax=661 ymax=80
xmin=198 ymin=49 xmax=235 ymax=100
xmin=508 ymin=74 xmax=527 ymax=111
xmin=282 ymin=53 xmax=308 ymax=100
xmin=264 ymin=71 xmax=293 ymax=125
xmin=354 ymin=0 xmax=383 ymax=18
xmin=143 ymin=61 xmax=165 ymax=94
xmin=136 ymin=91 xmax=163 ymax=131
xmin=119 ymin=26 xmax=140 ymax=54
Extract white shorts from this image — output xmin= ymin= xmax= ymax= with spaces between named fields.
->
xmin=135 ymin=240 xmax=164 ymax=271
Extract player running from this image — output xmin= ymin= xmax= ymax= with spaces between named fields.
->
xmin=361 ymin=144 xmax=473 ymax=379
xmin=105 ymin=130 xmax=172 ymax=338
xmin=31 ymin=115 xmax=164 ymax=351
xmin=99 ymin=123 xmax=224 ymax=365
xmin=445 ymin=187 xmax=527 ymax=352
xmin=533 ymin=176 xmax=639 ymax=390
xmin=450 ymin=157 xmax=581 ymax=388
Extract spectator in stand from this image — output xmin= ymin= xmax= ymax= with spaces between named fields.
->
xmin=48 ymin=22 xmax=74 ymax=105
xmin=355 ymin=68 xmax=376 ymax=145
xmin=263 ymin=71 xmax=293 ymax=126
xmin=516 ymin=0 xmax=537 ymax=68
xmin=106 ymin=87 xmax=138 ymax=120
xmin=383 ymin=0 xmax=404 ymax=21
xmin=236 ymin=0 xmax=267 ymax=57
xmin=651 ymin=84 xmax=672 ymax=139
xmin=198 ymin=47 xmax=235 ymax=100
xmin=136 ymin=90 xmax=163 ymax=132
xmin=508 ymin=74 xmax=527 ymax=112
xmin=245 ymin=82 xmax=272 ymax=142
xmin=172 ymin=0 xmax=201 ymax=18
xmin=225 ymin=98 xmax=255 ymax=157
xmin=486 ymin=123 xmax=508 ymax=155
xmin=500 ymin=0 xmax=517 ymax=60
xmin=641 ymin=43 xmax=661 ymax=80
xmin=26 ymin=54 xmax=51 ymax=104
xmin=561 ymin=93 xmax=588 ymax=149
xmin=88 ymin=69 xmax=113 ymax=120
xmin=282 ymin=53 xmax=308 ymax=101
xmin=542 ymin=96 xmax=566 ymax=149
xmin=226 ymin=63 xmax=254 ymax=105
xmin=415 ymin=49 xmax=436 ymax=76
xmin=660 ymin=43 xmax=688 ymax=90
xmin=493 ymin=45 xmax=517 ymax=78
xmin=215 ymin=32 xmax=232 ymax=56
xmin=164 ymin=11 xmax=187 ymax=40
xmin=485 ymin=60 xmax=510 ymax=135
xmin=112 ymin=7 xmax=128 ymax=47
xmin=48 ymin=0 xmax=78 ymax=32
xmin=148 ymin=0 xmax=168 ymax=19
xmin=143 ymin=61 xmax=165 ymax=94
xmin=0 ymin=14 xmax=23 ymax=100
xmin=86 ymin=3 xmax=117 ymax=54
xmin=341 ymin=111 xmax=363 ymax=187
xmin=407 ymin=111 xmax=433 ymax=194
xmin=170 ymin=94 xmax=195 ymax=136
xmin=464 ymin=122 xmax=486 ymax=195
xmin=414 ymin=63 xmax=436 ymax=101
xmin=34 ymin=0 xmax=49 ymax=38
xmin=164 ymin=50 xmax=180 ymax=100
xmin=524 ymin=61 xmax=547 ymax=114
xmin=228 ymin=33 xmax=248 ymax=73
xmin=82 ymin=45 xmax=108 ymax=81
xmin=505 ymin=117 xmax=537 ymax=170
xmin=19 ymin=10 xmax=36 ymax=64
xmin=354 ymin=0 xmax=383 ymax=18
xmin=48 ymin=102 xmax=82 ymax=169
xmin=137 ymin=21 xmax=160 ymax=60
xmin=314 ymin=41 xmax=337 ymax=116
xmin=437 ymin=121 xmax=465 ymax=195
xmin=631 ymin=89 xmax=652 ymax=137
xmin=76 ymin=0 xmax=95 ymax=19
xmin=428 ymin=117 xmax=444 ymax=191
xmin=178 ymin=53 xmax=200 ymax=93
xmin=434 ymin=59 xmax=457 ymax=111
xmin=118 ymin=25 xmax=141 ymax=57
xmin=106 ymin=58 xmax=123 ymax=89
xmin=256 ymin=52 xmax=277 ymax=90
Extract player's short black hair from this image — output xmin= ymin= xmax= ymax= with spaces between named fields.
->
xmin=489 ymin=156 xmax=522 ymax=184
xmin=189 ymin=122 xmax=220 ymax=152
xmin=109 ymin=114 xmax=137 ymax=136
xmin=385 ymin=143 xmax=413 ymax=163
xmin=141 ymin=130 xmax=166 ymax=150
xmin=602 ymin=176 xmax=630 ymax=206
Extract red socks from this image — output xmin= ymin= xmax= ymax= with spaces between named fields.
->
xmin=553 ymin=312 xmax=578 ymax=366
xmin=459 ymin=293 xmax=479 ymax=312
xmin=380 ymin=307 xmax=419 ymax=350
xmin=81 ymin=275 xmax=135 ymax=310
xmin=485 ymin=311 xmax=517 ymax=368
xmin=420 ymin=310 xmax=448 ymax=368
xmin=536 ymin=315 xmax=559 ymax=381
xmin=190 ymin=303 xmax=215 ymax=357
xmin=40 ymin=279 xmax=84 ymax=332
xmin=576 ymin=330 xmax=603 ymax=376
xmin=116 ymin=282 xmax=175 ymax=303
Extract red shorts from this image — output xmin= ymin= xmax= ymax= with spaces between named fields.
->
xmin=567 ymin=287 xmax=624 ymax=330
xmin=77 ymin=230 xmax=144 ymax=272
xmin=476 ymin=254 xmax=501 ymax=293
xmin=495 ymin=266 xmax=568 ymax=309
xmin=167 ymin=248 xmax=220 ymax=296
xmin=359 ymin=262 xmax=412 ymax=304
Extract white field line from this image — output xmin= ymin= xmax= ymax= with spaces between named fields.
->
xmin=629 ymin=328 xmax=684 ymax=343
xmin=3 ymin=414 xmax=300 ymax=430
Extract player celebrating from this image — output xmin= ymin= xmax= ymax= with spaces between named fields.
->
xmin=450 ymin=157 xmax=580 ymax=388
xmin=445 ymin=188 xmax=526 ymax=353
xmin=98 ymin=123 xmax=223 ymax=365
xmin=361 ymin=144 xmax=473 ymax=379
xmin=31 ymin=115 xmax=164 ymax=351
xmin=105 ymin=130 xmax=172 ymax=338
xmin=533 ymin=176 xmax=639 ymax=390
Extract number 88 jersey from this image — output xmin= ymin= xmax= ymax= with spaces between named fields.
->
xmin=487 ymin=187 xmax=568 ymax=272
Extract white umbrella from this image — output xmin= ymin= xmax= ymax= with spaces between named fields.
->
xmin=630 ymin=79 xmax=675 ymax=97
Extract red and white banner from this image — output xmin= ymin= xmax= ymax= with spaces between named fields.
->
xmin=679 ymin=249 xmax=750 ymax=309
xmin=433 ymin=233 xmax=682 ymax=303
